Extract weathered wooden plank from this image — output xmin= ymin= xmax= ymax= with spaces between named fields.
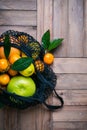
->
xmin=3 ymin=107 xmax=18 ymax=130
xmin=18 ymin=104 xmax=52 ymax=130
xmin=37 ymin=0 xmax=53 ymax=42
xmin=52 ymin=58 xmax=87 ymax=73
xmin=0 ymin=11 xmax=36 ymax=26
xmin=53 ymin=122 xmax=87 ymax=130
xmin=53 ymin=0 xmax=68 ymax=57
xmin=53 ymin=90 xmax=87 ymax=106
xmin=0 ymin=26 xmax=36 ymax=38
xmin=84 ymin=0 xmax=87 ymax=57
xmin=56 ymin=74 xmax=87 ymax=89
xmin=53 ymin=0 xmax=84 ymax=57
xmin=67 ymin=0 xmax=84 ymax=57
xmin=53 ymin=106 xmax=87 ymax=121
xmin=36 ymin=1 xmax=53 ymax=130
xmin=0 ymin=0 xmax=36 ymax=10
xmin=35 ymin=104 xmax=52 ymax=130
xmin=37 ymin=0 xmax=44 ymax=41
xmin=19 ymin=107 xmax=36 ymax=130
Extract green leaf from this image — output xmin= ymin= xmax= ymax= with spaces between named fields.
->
xmin=4 ymin=35 xmax=11 ymax=59
xmin=0 ymin=102 xmax=4 ymax=109
xmin=48 ymin=38 xmax=64 ymax=51
xmin=11 ymin=57 xmax=33 ymax=71
xmin=41 ymin=30 xmax=50 ymax=50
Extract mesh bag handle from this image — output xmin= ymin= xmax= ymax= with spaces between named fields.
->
xmin=43 ymin=89 xmax=64 ymax=110
xmin=0 ymin=30 xmax=64 ymax=110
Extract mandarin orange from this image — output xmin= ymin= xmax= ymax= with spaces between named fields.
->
xmin=43 ymin=53 xmax=54 ymax=65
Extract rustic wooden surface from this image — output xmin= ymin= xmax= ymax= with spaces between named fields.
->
xmin=0 ymin=0 xmax=87 ymax=130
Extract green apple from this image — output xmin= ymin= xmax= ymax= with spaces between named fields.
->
xmin=7 ymin=76 xmax=36 ymax=97
xmin=19 ymin=63 xmax=35 ymax=77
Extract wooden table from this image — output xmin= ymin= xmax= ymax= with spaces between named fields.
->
xmin=0 ymin=0 xmax=87 ymax=130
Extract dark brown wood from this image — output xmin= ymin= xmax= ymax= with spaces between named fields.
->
xmin=18 ymin=107 xmax=36 ymax=130
xmin=35 ymin=104 xmax=52 ymax=130
xmin=3 ymin=107 xmax=18 ymax=130
xmin=0 ymin=109 xmax=4 ymax=130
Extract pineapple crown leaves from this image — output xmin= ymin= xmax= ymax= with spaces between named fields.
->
xmin=41 ymin=30 xmax=64 ymax=51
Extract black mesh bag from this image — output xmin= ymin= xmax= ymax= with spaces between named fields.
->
xmin=0 ymin=30 xmax=64 ymax=110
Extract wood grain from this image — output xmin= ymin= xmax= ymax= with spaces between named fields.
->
xmin=84 ymin=0 xmax=87 ymax=57
xmin=35 ymin=104 xmax=52 ymax=130
xmin=53 ymin=106 xmax=87 ymax=121
xmin=52 ymin=58 xmax=87 ymax=73
xmin=53 ymin=0 xmax=85 ymax=58
xmin=0 ymin=26 xmax=36 ymax=38
xmin=53 ymin=90 xmax=87 ymax=106
xmin=53 ymin=0 xmax=68 ymax=57
xmin=53 ymin=122 xmax=87 ymax=130
xmin=36 ymin=1 xmax=53 ymax=130
xmin=19 ymin=107 xmax=36 ymax=130
xmin=67 ymin=0 xmax=84 ymax=57
xmin=0 ymin=0 xmax=87 ymax=130
xmin=37 ymin=0 xmax=53 ymax=42
xmin=56 ymin=74 xmax=87 ymax=89
xmin=3 ymin=108 xmax=18 ymax=130
xmin=0 ymin=0 xmax=36 ymax=10
xmin=0 ymin=11 xmax=36 ymax=26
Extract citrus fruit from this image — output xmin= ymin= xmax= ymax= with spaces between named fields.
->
xmin=7 ymin=76 xmax=36 ymax=97
xmin=0 ymin=74 xmax=10 ymax=85
xmin=0 ymin=58 xmax=10 ymax=72
xmin=21 ymin=52 xmax=27 ymax=57
xmin=19 ymin=63 xmax=35 ymax=77
xmin=43 ymin=52 xmax=54 ymax=65
xmin=8 ymin=69 xmax=18 ymax=76
xmin=9 ymin=53 xmax=21 ymax=64
xmin=0 ymin=47 xmax=21 ymax=59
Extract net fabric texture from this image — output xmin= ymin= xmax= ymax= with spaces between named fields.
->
xmin=0 ymin=30 xmax=57 ymax=109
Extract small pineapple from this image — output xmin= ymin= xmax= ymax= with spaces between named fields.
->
xmin=18 ymin=35 xmax=28 ymax=44
xmin=35 ymin=60 xmax=44 ymax=72
xmin=10 ymin=36 xmax=19 ymax=44
xmin=0 ymin=37 xmax=4 ymax=43
xmin=29 ymin=42 xmax=41 ymax=60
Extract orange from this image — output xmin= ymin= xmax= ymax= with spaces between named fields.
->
xmin=43 ymin=52 xmax=54 ymax=65
xmin=0 ymin=59 xmax=10 ymax=72
xmin=9 ymin=53 xmax=21 ymax=64
xmin=21 ymin=52 xmax=27 ymax=57
xmin=8 ymin=69 xmax=18 ymax=76
xmin=0 ymin=47 xmax=21 ymax=59
xmin=0 ymin=74 xmax=10 ymax=85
